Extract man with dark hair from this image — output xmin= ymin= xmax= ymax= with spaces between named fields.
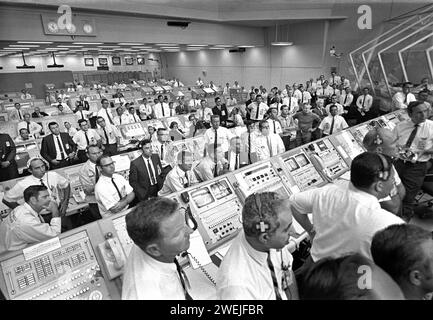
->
xmin=290 ymin=152 xmax=404 ymax=263
xmin=371 ymin=224 xmax=433 ymax=300
xmin=17 ymin=113 xmax=42 ymax=138
xmin=14 ymin=128 xmax=34 ymax=143
xmin=393 ymin=100 xmax=433 ymax=221
xmin=97 ymin=98 xmax=115 ymax=125
xmin=392 ymin=82 xmax=416 ymax=110
xmin=299 ymin=253 xmax=404 ymax=300
xmin=0 ymin=185 xmax=62 ymax=253
xmin=318 ymin=104 xmax=348 ymax=137
xmin=41 ymin=121 xmax=77 ymax=169
xmin=129 ymin=139 xmax=163 ymax=202
xmin=96 ymin=117 xmax=120 ymax=156
xmin=216 ymin=192 xmax=298 ymax=300
xmin=153 ymin=94 xmax=170 ymax=118
xmin=248 ymin=94 xmax=269 ymax=121
xmin=122 ymin=197 xmax=194 ymax=300
xmin=151 ymin=128 xmax=172 ymax=179
xmin=252 ymin=120 xmax=285 ymax=161
xmin=203 ymin=115 xmax=234 ymax=162
xmin=78 ymin=145 xmax=104 ymax=222
xmin=31 ymin=106 xmax=48 ymax=118
xmin=94 ymin=155 xmax=135 ymax=218
xmin=293 ymin=104 xmax=321 ymax=146
xmin=212 ymin=97 xmax=229 ymax=127
xmin=73 ymin=119 xmax=101 ymax=163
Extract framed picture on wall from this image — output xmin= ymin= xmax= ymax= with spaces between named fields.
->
xmin=112 ymin=56 xmax=121 ymax=65
xmin=125 ymin=57 xmax=134 ymax=65
xmin=137 ymin=57 xmax=145 ymax=65
xmin=98 ymin=58 xmax=108 ymax=66
xmin=84 ymin=58 xmax=94 ymax=66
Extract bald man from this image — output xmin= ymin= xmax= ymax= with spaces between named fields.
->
xmin=362 ymin=127 xmax=406 ymax=215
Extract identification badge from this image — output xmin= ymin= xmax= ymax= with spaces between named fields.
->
xmin=221 ymin=111 xmax=226 ymax=116
xmin=157 ymin=166 xmax=162 ymax=175
xmin=281 ymin=268 xmax=293 ymax=290
xmin=65 ymin=144 xmax=69 ymax=149
xmin=5 ymin=141 xmax=10 ymax=147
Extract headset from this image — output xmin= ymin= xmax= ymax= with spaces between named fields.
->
xmin=254 ymin=193 xmax=270 ymax=233
xmin=376 ymin=153 xmax=391 ymax=181
xmin=27 ymin=156 xmax=50 ymax=171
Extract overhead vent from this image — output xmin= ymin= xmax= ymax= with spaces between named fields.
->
xmin=229 ymin=48 xmax=246 ymax=53
xmin=167 ymin=21 xmax=190 ymax=28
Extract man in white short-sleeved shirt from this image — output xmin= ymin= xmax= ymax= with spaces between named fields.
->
xmin=248 ymin=95 xmax=269 ymax=121
xmin=0 ymin=185 xmax=62 ymax=254
xmin=290 ymin=152 xmax=405 ymax=262
xmin=319 ymin=104 xmax=348 ymax=136
xmin=217 ymin=192 xmax=298 ymax=300
xmin=94 ymin=155 xmax=135 ymax=218
xmin=2 ymin=157 xmax=70 ymax=216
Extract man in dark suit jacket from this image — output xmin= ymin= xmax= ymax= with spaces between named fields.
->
xmin=0 ymin=133 xmax=18 ymax=182
xmin=41 ymin=121 xmax=77 ymax=169
xmin=212 ymin=96 xmax=229 ymax=127
xmin=129 ymin=139 xmax=164 ymax=204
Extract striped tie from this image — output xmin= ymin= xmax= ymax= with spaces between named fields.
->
xmin=267 ymin=253 xmax=282 ymax=300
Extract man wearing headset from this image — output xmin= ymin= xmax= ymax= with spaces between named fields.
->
xmin=2 ymin=157 xmax=71 ymax=220
xmin=290 ymin=152 xmax=405 ymax=264
xmin=362 ymin=127 xmax=406 ymax=216
xmin=216 ymin=192 xmax=298 ymax=300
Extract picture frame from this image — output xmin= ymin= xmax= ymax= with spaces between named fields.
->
xmin=125 ymin=57 xmax=134 ymax=65
xmin=98 ymin=57 xmax=108 ymax=66
xmin=84 ymin=58 xmax=94 ymax=66
xmin=137 ymin=57 xmax=145 ymax=65
xmin=112 ymin=56 xmax=121 ymax=65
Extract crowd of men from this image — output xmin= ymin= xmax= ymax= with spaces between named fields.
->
xmin=1 ymin=73 xmax=433 ymax=300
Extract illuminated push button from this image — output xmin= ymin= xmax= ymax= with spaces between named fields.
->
xmin=88 ymin=290 xmax=103 ymax=300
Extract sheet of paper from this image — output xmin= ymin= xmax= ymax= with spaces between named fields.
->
xmin=23 ymin=237 xmax=61 ymax=261
xmin=188 ymin=230 xmax=212 ymax=269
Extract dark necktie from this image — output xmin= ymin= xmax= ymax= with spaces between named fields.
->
xmin=161 ymin=103 xmax=165 ymax=117
xmin=18 ymin=110 xmax=22 ymax=120
xmin=174 ymin=258 xmax=193 ymax=300
xmin=80 ymin=110 xmax=84 ymax=120
xmin=289 ymin=96 xmax=292 ymax=109
xmin=27 ymin=122 xmax=30 ymax=132
xmin=405 ymin=124 xmax=419 ymax=148
xmin=404 ymin=94 xmax=408 ymax=104
xmin=146 ymin=159 xmax=157 ymax=185
xmin=56 ymin=136 xmax=66 ymax=160
xmin=267 ymin=253 xmax=282 ymax=300
xmin=362 ymin=95 xmax=366 ymax=107
xmin=255 ymin=103 xmax=260 ymax=119
xmin=84 ymin=131 xmax=90 ymax=146
xmin=344 ymin=94 xmax=347 ymax=105
xmin=329 ymin=116 xmax=335 ymax=135
xmin=248 ymin=133 xmax=252 ymax=164
xmin=214 ymin=129 xmax=218 ymax=177
xmin=103 ymin=127 xmax=109 ymax=144
xmin=235 ymin=153 xmax=239 ymax=170
xmin=111 ymin=177 xmax=122 ymax=200
xmin=184 ymin=172 xmax=189 ymax=188
xmin=160 ymin=144 xmax=164 ymax=161
xmin=106 ymin=109 xmax=114 ymax=125
xmin=40 ymin=178 xmax=46 ymax=187
xmin=273 ymin=121 xmax=276 ymax=134
xmin=95 ymin=165 xmax=99 ymax=183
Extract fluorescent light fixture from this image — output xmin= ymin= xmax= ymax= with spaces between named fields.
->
xmin=97 ymin=45 xmax=120 ymax=48
xmin=73 ymin=42 xmax=104 ymax=45
xmin=46 ymin=48 xmax=62 ymax=51
xmin=209 ymin=47 xmax=225 ymax=50
xmin=239 ymin=45 xmax=255 ymax=48
xmin=17 ymin=41 xmax=53 ymax=44
xmin=10 ymin=44 xmax=39 ymax=48
xmin=156 ymin=43 xmax=177 ymax=46
xmin=134 ymin=47 xmax=153 ymax=49
xmin=215 ymin=45 xmax=233 ymax=47
xmin=57 ymin=45 xmax=83 ymax=48
xmin=187 ymin=44 xmax=207 ymax=47
xmin=271 ymin=41 xmax=293 ymax=46
xmin=118 ymin=42 xmax=144 ymax=46
xmin=160 ymin=47 xmax=179 ymax=49
xmin=3 ymin=48 xmax=22 ymax=50
xmin=148 ymin=49 xmax=162 ymax=52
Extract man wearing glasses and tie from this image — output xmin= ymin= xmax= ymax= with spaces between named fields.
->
xmin=73 ymin=119 xmax=102 ymax=163
xmin=94 ymin=155 xmax=135 ymax=219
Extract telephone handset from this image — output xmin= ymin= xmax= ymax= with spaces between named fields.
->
xmin=97 ymin=233 xmax=127 ymax=280
xmin=181 ymin=251 xmax=216 ymax=287
xmin=310 ymin=153 xmax=332 ymax=182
